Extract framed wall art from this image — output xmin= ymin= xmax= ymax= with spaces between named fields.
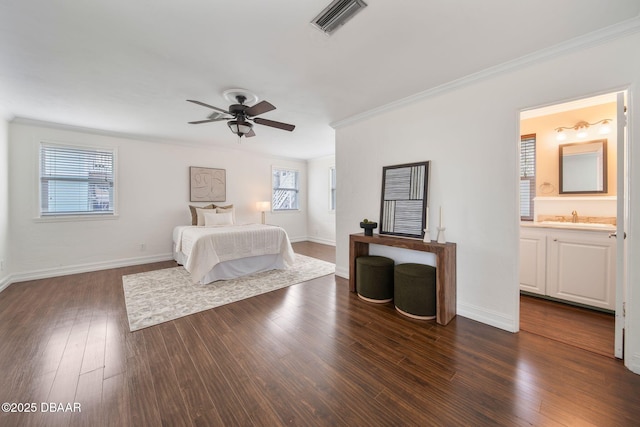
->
xmin=190 ymin=166 xmax=226 ymax=202
xmin=379 ymin=161 xmax=430 ymax=238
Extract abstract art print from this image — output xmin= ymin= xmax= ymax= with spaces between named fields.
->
xmin=190 ymin=167 xmax=226 ymax=202
xmin=380 ymin=161 xmax=430 ymax=238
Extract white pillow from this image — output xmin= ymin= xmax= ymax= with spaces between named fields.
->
xmin=203 ymin=211 xmax=234 ymax=226
xmin=216 ymin=205 xmax=235 ymax=224
xmin=195 ymin=207 xmax=211 ymax=226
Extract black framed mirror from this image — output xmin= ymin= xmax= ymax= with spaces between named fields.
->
xmin=559 ymin=139 xmax=607 ymax=194
xmin=380 ymin=161 xmax=430 ymax=238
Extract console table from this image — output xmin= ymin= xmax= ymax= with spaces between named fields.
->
xmin=349 ymin=233 xmax=457 ymax=325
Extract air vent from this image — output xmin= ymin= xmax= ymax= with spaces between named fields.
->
xmin=311 ymin=0 xmax=367 ymax=35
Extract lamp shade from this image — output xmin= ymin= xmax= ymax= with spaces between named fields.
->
xmin=256 ymin=201 xmax=271 ymax=212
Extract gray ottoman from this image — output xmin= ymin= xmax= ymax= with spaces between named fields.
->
xmin=356 ymin=256 xmax=394 ymax=303
xmin=394 ymin=263 xmax=436 ymax=320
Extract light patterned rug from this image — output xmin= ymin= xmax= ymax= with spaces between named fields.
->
xmin=122 ymin=254 xmax=335 ymax=331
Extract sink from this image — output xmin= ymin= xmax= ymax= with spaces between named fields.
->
xmin=537 ymin=221 xmax=615 ymax=229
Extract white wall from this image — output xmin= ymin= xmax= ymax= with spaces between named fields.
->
xmin=8 ymin=121 xmax=308 ymax=282
xmin=335 ymin=28 xmax=640 ymax=373
xmin=0 ymin=118 xmax=9 ymax=290
xmin=307 ymin=155 xmax=336 ymax=245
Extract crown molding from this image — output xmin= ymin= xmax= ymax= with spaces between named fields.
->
xmin=9 ymin=117 xmax=309 ymax=162
xmin=331 ymin=15 xmax=640 ymax=129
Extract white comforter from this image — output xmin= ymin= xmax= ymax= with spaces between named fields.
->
xmin=174 ymin=224 xmax=295 ymax=283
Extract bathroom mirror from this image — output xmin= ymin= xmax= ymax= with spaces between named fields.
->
xmin=559 ymin=139 xmax=607 ymax=194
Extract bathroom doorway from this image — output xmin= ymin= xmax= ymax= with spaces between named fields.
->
xmin=518 ymin=91 xmax=627 ymax=359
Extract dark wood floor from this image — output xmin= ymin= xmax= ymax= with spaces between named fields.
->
xmin=520 ymin=294 xmax=615 ymax=358
xmin=1 ymin=241 xmax=639 ymax=426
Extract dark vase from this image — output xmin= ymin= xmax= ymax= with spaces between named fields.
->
xmin=360 ymin=222 xmax=378 ymax=236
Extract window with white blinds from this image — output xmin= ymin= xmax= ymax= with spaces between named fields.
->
xmin=40 ymin=143 xmax=116 ymax=216
xmin=520 ymin=134 xmax=536 ymax=221
xmin=272 ymin=167 xmax=299 ymax=211
xmin=329 ymin=167 xmax=336 ymax=211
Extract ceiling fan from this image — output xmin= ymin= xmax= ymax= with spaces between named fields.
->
xmin=187 ymin=93 xmax=295 ymax=138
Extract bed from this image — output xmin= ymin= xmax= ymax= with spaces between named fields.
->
xmin=173 ymin=223 xmax=295 ymax=284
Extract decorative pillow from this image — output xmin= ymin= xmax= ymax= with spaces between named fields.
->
xmin=216 ymin=205 xmax=235 ymax=224
xmin=189 ymin=204 xmax=215 ymax=225
xmin=203 ymin=211 xmax=234 ymax=226
xmin=195 ymin=207 xmax=218 ymax=226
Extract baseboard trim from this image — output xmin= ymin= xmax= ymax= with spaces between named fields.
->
xmin=7 ymin=253 xmax=174 ymax=286
xmin=457 ymin=301 xmax=517 ymax=333
xmin=0 ymin=274 xmax=12 ymax=292
xmin=306 ymin=236 xmax=336 ymax=246
xmin=628 ymin=353 xmax=640 ymax=375
xmin=335 ymin=266 xmax=349 ymax=279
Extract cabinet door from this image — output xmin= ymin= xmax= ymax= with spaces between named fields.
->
xmin=519 ymin=230 xmax=546 ymax=295
xmin=546 ymin=231 xmax=615 ymax=310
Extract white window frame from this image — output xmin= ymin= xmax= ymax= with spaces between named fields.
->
xmin=329 ymin=166 xmax=336 ymax=212
xmin=272 ymin=166 xmax=300 ymax=211
xmin=37 ymin=141 xmax=119 ymax=221
xmin=520 ymin=134 xmax=536 ymax=221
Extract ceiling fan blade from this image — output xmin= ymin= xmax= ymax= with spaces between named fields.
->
xmin=254 ymin=117 xmax=295 ymax=132
xmin=186 ymin=99 xmax=230 ymax=114
xmin=245 ymin=100 xmax=276 ymax=117
xmin=245 ymin=129 xmax=256 ymax=138
xmin=188 ymin=118 xmax=228 ymax=124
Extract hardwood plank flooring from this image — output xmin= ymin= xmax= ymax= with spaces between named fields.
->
xmin=520 ymin=294 xmax=615 ymax=358
xmin=1 ymin=242 xmax=639 ymax=426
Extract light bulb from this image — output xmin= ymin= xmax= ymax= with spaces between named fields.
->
xmin=576 ymin=128 xmax=588 ymax=138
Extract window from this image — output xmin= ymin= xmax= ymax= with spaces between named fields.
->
xmin=329 ymin=166 xmax=336 ymax=211
xmin=40 ymin=143 xmax=116 ymax=217
xmin=272 ymin=167 xmax=299 ymax=211
xmin=520 ymin=134 xmax=536 ymax=221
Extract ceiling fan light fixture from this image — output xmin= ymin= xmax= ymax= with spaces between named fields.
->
xmin=227 ymin=120 xmax=253 ymax=136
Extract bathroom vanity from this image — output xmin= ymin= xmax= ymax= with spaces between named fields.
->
xmin=519 ymin=222 xmax=616 ymax=311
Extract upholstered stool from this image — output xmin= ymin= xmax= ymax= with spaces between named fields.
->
xmin=356 ymin=256 xmax=394 ymax=303
xmin=394 ymin=263 xmax=436 ymax=320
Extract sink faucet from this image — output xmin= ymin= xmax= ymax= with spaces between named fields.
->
xmin=572 ymin=210 xmax=578 ymax=223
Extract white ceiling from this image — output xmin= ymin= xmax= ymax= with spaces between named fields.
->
xmin=1 ymin=1 xmax=639 ymax=160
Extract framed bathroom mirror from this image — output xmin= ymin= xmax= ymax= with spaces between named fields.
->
xmin=559 ymin=139 xmax=607 ymax=194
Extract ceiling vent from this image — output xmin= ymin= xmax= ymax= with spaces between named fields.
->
xmin=311 ymin=0 xmax=368 ymax=35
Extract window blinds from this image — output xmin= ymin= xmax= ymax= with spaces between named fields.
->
xmin=520 ymin=135 xmax=536 ymax=221
xmin=40 ymin=144 xmax=115 ymax=216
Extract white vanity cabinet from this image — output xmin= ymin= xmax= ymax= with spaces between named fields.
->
xmin=519 ymin=228 xmax=547 ymax=295
xmin=520 ymin=225 xmax=616 ymax=311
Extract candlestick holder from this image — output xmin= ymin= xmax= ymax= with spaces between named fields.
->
xmin=436 ymin=227 xmax=446 ymax=244
xmin=423 ymin=228 xmax=432 ymax=243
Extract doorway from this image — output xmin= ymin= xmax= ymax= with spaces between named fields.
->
xmin=518 ymin=91 xmax=626 ymax=358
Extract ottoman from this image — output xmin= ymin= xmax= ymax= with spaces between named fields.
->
xmin=394 ymin=263 xmax=436 ymax=320
xmin=356 ymin=255 xmax=394 ymax=303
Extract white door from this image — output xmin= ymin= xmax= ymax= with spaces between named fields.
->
xmin=613 ymin=91 xmax=627 ymax=359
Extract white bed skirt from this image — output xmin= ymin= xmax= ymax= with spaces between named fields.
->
xmin=173 ymin=248 xmax=285 ymax=284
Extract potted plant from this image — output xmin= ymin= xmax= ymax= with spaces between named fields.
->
xmin=360 ymin=218 xmax=378 ymax=236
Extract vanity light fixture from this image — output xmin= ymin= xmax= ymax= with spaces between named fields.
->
xmin=555 ymin=119 xmax=611 ymax=141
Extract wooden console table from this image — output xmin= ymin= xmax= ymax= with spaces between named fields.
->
xmin=349 ymin=233 xmax=457 ymax=325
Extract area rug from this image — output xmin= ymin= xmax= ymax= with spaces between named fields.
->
xmin=122 ymin=254 xmax=335 ymax=331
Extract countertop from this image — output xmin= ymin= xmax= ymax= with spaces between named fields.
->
xmin=521 ymin=221 xmax=615 ymax=232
